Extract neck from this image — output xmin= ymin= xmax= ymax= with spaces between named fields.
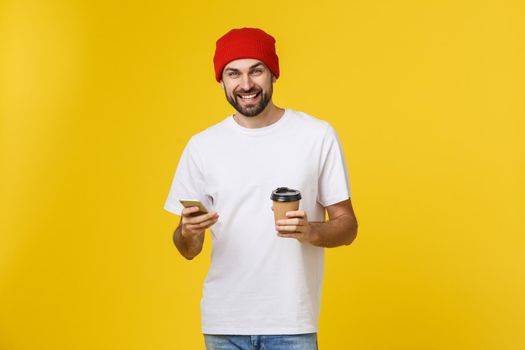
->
xmin=233 ymin=102 xmax=285 ymax=129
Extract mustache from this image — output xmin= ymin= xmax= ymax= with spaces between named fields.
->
xmin=235 ymin=88 xmax=261 ymax=95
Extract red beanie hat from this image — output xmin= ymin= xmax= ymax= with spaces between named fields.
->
xmin=213 ymin=27 xmax=280 ymax=83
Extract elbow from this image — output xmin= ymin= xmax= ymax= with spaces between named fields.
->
xmin=178 ymin=247 xmax=199 ymax=260
xmin=345 ymin=221 xmax=358 ymax=246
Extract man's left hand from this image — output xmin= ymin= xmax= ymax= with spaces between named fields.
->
xmin=275 ymin=210 xmax=316 ymax=243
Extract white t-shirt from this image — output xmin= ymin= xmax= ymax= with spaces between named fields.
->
xmin=164 ymin=108 xmax=351 ymax=335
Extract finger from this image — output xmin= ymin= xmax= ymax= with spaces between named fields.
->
xmin=276 ymin=225 xmax=302 ymax=233
xmin=186 ymin=211 xmax=218 ymax=224
xmin=277 ymin=232 xmax=303 ymax=239
xmin=276 ymin=218 xmax=301 ymax=225
xmin=182 ymin=206 xmax=200 ymax=217
xmin=285 ymin=210 xmax=305 ymax=218
xmin=187 ymin=216 xmax=218 ymax=230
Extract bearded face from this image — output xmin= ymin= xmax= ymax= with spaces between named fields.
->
xmin=221 ymin=59 xmax=275 ymax=117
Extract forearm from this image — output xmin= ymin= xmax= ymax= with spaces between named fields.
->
xmin=173 ymin=224 xmax=205 ymax=260
xmin=309 ymin=214 xmax=358 ymax=248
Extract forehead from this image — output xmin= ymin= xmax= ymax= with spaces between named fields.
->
xmin=224 ymin=58 xmax=266 ymax=71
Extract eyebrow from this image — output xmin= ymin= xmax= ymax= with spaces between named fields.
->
xmin=224 ymin=62 xmax=264 ymax=72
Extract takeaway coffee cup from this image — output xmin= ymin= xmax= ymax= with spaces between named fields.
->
xmin=270 ymin=187 xmax=302 ymax=222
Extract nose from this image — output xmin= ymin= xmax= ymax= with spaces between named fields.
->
xmin=239 ymin=73 xmax=254 ymax=91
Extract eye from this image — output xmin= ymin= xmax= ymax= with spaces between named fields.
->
xmin=251 ymin=69 xmax=263 ymax=75
xmin=227 ymin=71 xmax=239 ymax=78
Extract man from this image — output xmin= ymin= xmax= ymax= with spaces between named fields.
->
xmin=164 ymin=27 xmax=358 ymax=350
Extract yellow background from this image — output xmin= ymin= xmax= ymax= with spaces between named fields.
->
xmin=1 ymin=0 xmax=524 ymax=349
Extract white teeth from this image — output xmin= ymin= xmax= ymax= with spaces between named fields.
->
xmin=240 ymin=94 xmax=257 ymax=99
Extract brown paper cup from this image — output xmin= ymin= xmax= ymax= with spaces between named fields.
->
xmin=273 ymin=200 xmax=300 ymax=222
xmin=270 ymin=187 xmax=302 ymax=223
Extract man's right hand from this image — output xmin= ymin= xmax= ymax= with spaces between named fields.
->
xmin=181 ymin=206 xmax=219 ymax=238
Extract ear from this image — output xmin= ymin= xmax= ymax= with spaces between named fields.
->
xmin=272 ymin=75 xmax=277 ymax=83
xmin=220 ymin=80 xmax=225 ymax=89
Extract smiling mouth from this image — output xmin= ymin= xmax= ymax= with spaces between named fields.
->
xmin=237 ymin=91 xmax=260 ymax=102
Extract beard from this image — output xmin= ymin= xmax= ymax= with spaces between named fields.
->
xmin=225 ymin=83 xmax=273 ymax=117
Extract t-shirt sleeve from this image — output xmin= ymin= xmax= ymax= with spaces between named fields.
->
xmin=164 ymin=137 xmax=206 ymax=216
xmin=317 ymin=124 xmax=352 ymax=207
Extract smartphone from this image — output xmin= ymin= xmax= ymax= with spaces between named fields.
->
xmin=179 ymin=199 xmax=209 ymax=216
